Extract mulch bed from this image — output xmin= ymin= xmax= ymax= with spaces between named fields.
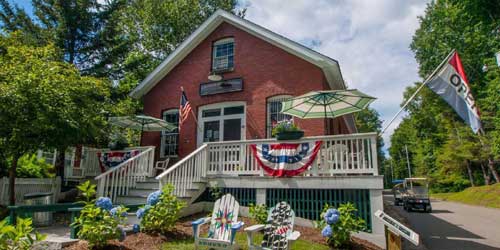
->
xmin=64 ymin=213 xmax=382 ymax=250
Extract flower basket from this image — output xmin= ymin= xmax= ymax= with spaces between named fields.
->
xmin=276 ymin=130 xmax=304 ymax=140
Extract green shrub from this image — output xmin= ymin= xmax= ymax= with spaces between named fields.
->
xmin=14 ymin=154 xmax=54 ymax=178
xmin=317 ymin=203 xmax=365 ymax=249
xmin=249 ymin=203 xmax=268 ymax=224
xmin=208 ymin=185 xmax=223 ymax=200
xmin=0 ymin=217 xmax=45 ymax=250
xmin=71 ymin=181 xmax=128 ymax=249
xmin=140 ymin=184 xmax=185 ymax=235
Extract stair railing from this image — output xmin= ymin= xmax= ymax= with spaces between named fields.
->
xmin=95 ymin=147 xmax=155 ymax=202
xmin=156 ymin=144 xmax=208 ymax=197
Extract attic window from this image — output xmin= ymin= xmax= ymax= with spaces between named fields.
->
xmin=212 ymin=38 xmax=234 ymax=72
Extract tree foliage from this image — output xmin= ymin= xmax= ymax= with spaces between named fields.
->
xmin=390 ymin=0 xmax=500 ymax=191
xmin=0 ymin=33 xmax=109 ymax=204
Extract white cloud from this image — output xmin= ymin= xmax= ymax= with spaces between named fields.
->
xmin=240 ymin=0 xmax=428 ymax=154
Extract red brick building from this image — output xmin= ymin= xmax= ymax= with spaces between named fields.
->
xmin=131 ymin=10 xmax=356 ymax=160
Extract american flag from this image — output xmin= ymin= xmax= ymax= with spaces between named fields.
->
xmin=179 ymin=88 xmax=192 ymax=130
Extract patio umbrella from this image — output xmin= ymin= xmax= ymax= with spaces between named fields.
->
xmin=109 ymin=115 xmax=176 ymax=144
xmin=280 ymin=90 xmax=376 ymax=134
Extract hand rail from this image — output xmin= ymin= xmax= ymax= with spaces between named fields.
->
xmin=95 ymin=147 xmax=155 ymax=202
xmin=156 ymin=144 xmax=208 ymax=197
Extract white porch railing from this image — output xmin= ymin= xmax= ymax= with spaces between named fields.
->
xmin=95 ymin=147 xmax=155 ymax=202
xmin=157 ymin=132 xmax=379 ymax=194
xmin=206 ymin=132 xmax=379 ymax=176
xmin=156 ymin=144 xmax=208 ymax=197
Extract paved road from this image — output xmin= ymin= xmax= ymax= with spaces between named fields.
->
xmin=384 ymin=195 xmax=500 ymax=250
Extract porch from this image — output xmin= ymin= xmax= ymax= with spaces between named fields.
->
xmin=52 ymin=132 xmax=383 ymax=234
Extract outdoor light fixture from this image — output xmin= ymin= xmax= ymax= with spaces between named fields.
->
xmin=208 ymin=72 xmax=223 ymax=81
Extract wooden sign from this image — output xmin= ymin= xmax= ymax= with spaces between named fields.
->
xmin=375 ymin=210 xmax=419 ymax=246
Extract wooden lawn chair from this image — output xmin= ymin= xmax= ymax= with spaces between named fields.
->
xmin=245 ymin=201 xmax=300 ymax=250
xmin=192 ymin=193 xmax=244 ymax=249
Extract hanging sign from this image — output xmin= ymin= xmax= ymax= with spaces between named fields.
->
xmin=250 ymin=141 xmax=322 ymax=177
xmin=375 ymin=210 xmax=419 ymax=246
xmin=97 ymin=150 xmax=140 ymax=173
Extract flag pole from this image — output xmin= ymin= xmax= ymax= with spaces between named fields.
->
xmin=180 ymin=86 xmax=202 ymax=132
xmin=381 ymin=49 xmax=456 ymax=134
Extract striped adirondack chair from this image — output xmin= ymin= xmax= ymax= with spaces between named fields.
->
xmin=245 ymin=202 xmax=300 ymax=250
xmin=192 ymin=194 xmax=244 ymax=250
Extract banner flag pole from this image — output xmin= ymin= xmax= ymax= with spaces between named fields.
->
xmin=381 ymin=49 xmax=456 ymax=134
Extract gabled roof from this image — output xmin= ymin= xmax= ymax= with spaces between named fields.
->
xmin=129 ymin=9 xmax=346 ymax=98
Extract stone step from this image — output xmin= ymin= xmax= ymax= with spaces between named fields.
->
xmin=128 ymin=188 xmax=156 ymax=197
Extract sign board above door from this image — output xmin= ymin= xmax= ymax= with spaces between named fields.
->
xmin=200 ymin=78 xmax=243 ymax=96
xmin=374 ymin=210 xmax=419 ymax=246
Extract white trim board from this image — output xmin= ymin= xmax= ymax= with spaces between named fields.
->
xmin=129 ymin=9 xmax=346 ymax=99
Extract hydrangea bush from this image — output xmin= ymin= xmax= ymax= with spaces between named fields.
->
xmin=318 ymin=203 xmax=366 ymax=249
xmin=0 ymin=217 xmax=45 ymax=250
xmin=71 ymin=181 xmax=128 ymax=249
xmin=136 ymin=184 xmax=185 ymax=235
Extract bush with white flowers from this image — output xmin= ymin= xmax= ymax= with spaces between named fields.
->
xmin=136 ymin=184 xmax=185 ymax=235
xmin=71 ymin=181 xmax=128 ymax=249
xmin=319 ymin=203 xmax=365 ymax=249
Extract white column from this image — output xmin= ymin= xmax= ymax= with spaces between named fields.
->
xmin=370 ymin=189 xmax=384 ymax=234
xmin=256 ymin=188 xmax=266 ymax=205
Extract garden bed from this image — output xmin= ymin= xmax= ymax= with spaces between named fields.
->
xmin=64 ymin=213 xmax=381 ymax=250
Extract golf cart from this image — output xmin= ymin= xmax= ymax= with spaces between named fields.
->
xmin=392 ymin=182 xmax=405 ymax=206
xmin=402 ymin=178 xmax=432 ymax=213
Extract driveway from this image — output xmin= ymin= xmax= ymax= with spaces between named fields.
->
xmin=384 ymin=194 xmax=500 ymax=250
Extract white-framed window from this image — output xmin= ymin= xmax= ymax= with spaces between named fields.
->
xmin=161 ymin=109 xmax=179 ymax=158
xmin=212 ymin=38 xmax=234 ymax=71
xmin=266 ymin=95 xmax=293 ymax=138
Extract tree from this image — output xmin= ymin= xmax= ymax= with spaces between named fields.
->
xmin=390 ymin=0 xmax=500 ymax=191
xmin=0 ymin=33 xmax=109 ymax=205
xmin=0 ymin=0 xmax=128 ymax=77
xmin=354 ymin=108 xmax=386 ymax=170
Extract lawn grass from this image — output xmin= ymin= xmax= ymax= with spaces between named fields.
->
xmin=432 ymin=183 xmax=500 ymax=209
xmin=161 ymin=232 xmax=329 ymax=250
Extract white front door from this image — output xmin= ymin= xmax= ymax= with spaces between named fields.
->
xmin=197 ymin=102 xmax=246 ymax=146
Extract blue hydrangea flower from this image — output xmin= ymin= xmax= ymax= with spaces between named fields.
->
xmin=322 ymin=225 xmax=333 ymax=238
xmin=146 ymin=190 xmax=162 ymax=206
xmin=132 ymin=224 xmax=140 ymax=233
xmin=136 ymin=208 xmax=146 ymax=219
xmin=118 ymin=226 xmax=126 ymax=242
xmin=324 ymin=208 xmax=340 ymax=225
xmin=110 ymin=207 xmax=119 ymax=217
xmin=95 ymin=197 xmax=113 ymax=211
xmin=110 ymin=207 xmax=127 ymax=217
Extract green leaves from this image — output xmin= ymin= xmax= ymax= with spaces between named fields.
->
xmin=140 ymin=184 xmax=185 ymax=235
xmin=316 ymin=203 xmax=365 ymax=248
xmin=0 ymin=217 xmax=46 ymax=250
xmin=72 ymin=181 xmax=127 ymax=249
xmin=249 ymin=203 xmax=268 ymax=224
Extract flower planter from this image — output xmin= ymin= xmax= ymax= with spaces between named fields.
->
xmin=276 ymin=131 xmax=304 ymax=140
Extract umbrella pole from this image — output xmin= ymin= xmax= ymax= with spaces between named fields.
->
xmin=324 ymin=105 xmax=328 ymax=135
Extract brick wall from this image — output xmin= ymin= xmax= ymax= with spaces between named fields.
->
xmin=142 ymin=22 xmax=350 ymax=159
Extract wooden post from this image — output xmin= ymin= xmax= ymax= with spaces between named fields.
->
xmin=385 ymin=226 xmax=402 ymax=250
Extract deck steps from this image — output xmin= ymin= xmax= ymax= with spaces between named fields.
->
xmin=115 ymin=177 xmax=207 ymax=205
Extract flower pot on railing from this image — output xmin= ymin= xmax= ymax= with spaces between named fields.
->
xmin=276 ymin=130 xmax=304 ymax=140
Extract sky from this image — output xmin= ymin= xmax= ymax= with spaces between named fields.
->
xmin=10 ymin=0 xmax=429 ymax=153
xmin=239 ymin=0 xmax=430 ymax=152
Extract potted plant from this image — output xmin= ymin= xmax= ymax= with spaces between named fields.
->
xmin=271 ymin=119 xmax=304 ymax=140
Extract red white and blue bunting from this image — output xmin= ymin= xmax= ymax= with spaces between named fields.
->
xmin=250 ymin=141 xmax=322 ymax=177
xmin=97 ymin=150 xmax=139 ymax=173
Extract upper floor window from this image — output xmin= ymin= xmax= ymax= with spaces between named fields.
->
xmin=161 ymin=109 xmax=179 ymax=158
xmin=266 ymin=95 xmax=293 ymax=138
xmin=212 ymin=38 xmax=234 ymax=72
